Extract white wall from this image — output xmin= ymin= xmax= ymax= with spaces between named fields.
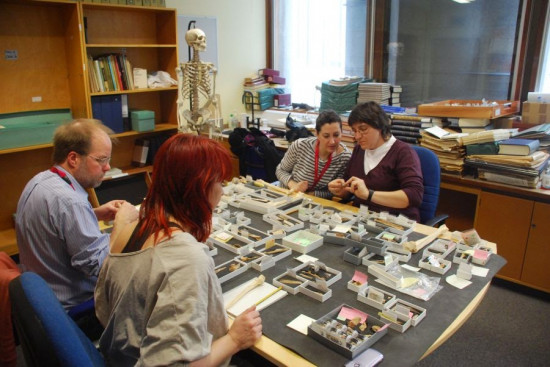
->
xmin=167 ymin=0 xmax=266 ymax=124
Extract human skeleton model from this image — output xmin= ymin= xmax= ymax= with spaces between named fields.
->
xmin=176 ymin=28 xmax=220 ymax=135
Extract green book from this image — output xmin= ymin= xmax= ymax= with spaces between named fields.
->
xmin=465 ymin=142 xmax=499 ymax=156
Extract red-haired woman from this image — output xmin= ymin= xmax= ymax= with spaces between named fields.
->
xmin=95 ymin=134 xmax=262 ymax=366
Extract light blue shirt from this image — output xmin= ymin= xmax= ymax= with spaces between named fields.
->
xmin=15 ymin=166 xmax=110 ymax=309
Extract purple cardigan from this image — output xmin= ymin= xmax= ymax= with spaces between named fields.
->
xmin=345 ymin=139 xmax=424 ymax=221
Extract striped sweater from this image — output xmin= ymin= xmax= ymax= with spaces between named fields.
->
xmin=276 ymin=137 xmax=351 ymax=199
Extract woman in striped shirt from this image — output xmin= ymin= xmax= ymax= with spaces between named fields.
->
xmin=275 ymin=110 xmax=351 ymax=199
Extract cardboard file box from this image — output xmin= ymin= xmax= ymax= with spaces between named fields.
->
xmin=522 ymin=102 xmax=550 ymax=125
xmin=131 ymin=110 xmax=155 ymax=132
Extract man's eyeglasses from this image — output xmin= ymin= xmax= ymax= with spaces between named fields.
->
xmin=88 ymin=154 xmax=111 ymax=167
xmin=351 ymin=125 xmax=370 ymax=136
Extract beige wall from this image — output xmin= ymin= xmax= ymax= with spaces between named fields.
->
xmin=167 ymin=0 xmax=266 ymax=125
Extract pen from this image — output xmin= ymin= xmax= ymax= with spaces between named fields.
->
xmin=255 ymin=286 xmax=283 ymax=306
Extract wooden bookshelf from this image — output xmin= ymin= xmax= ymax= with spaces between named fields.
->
xmin=0 ymin=1 xmax=179 ymax=254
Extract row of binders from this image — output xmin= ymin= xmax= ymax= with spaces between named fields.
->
xmin=87 ymin=54 xmax=134 ymax=93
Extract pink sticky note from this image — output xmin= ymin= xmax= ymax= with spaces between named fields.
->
xmin=337 ymin=306 xmax=368 ymax=323
xmin=352 ymin=270 xmax=368 ymax=285
xmin=474 ymin=249 xmax=489 ymax=260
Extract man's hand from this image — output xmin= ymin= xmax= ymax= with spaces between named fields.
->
xmin=94 ymin=200 xmax=127 ymax=221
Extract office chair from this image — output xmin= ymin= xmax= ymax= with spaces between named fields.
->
xmin=9 ymin=272 xmax=105 ymax=367
xmin=411 ymin=145 xmax=448 ymax=226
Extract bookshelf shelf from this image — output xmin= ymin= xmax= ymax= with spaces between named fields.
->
xmin=86 ymin=44 xmax=178 ymax=48
xmin=89 ymin=87 xmax=177 ymax=97
xmin=0 ymin=0 xmax=179 ymax=252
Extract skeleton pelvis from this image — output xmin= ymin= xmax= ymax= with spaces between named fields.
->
xmin=183 ymin=108 xmax=212 ymax=124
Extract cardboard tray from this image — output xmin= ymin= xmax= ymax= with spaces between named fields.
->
xmin=417 ymin=99 xmax=519 ymax=119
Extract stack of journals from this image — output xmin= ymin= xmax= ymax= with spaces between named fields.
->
xmin=243 ymin=68 xmax=287 ymax=111
xmin=465 ymin=151 xmax=549 ymax=189
xmin=458 ymin=118 xmax=493 ymax=134
xmin=320 ymin=82 xmax=359 ymax=114
xmin=357 ymin=82 xmax=391 ymax=105
xmin=419 ymin=129 xmax=465 ymax=174
xmin=460 ymin=129 xmax=516 ymax=146
xmin=514 ymin=123 xmax=550 ymax=152
xmin=390 ymin=85 xmax=402 ymax=106
xmin=328 ymin=76 xmax=364 ymax=86
xmin=87 ymin=54 xmax=134 ymax=93
xmin=389 ymin=114 xmax=434 ymax=145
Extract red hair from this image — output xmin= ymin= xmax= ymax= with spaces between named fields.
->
xmin=136 ymin=134 xmax=232 ymax=243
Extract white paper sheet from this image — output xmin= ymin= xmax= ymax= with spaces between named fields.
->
xmin=287 ymin=314 xmax=315 ymax=335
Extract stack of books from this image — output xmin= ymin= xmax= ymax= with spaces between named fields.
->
xmin=390 ymin=85 xmax=402 ymax=106
xmin=419 ymin=128 xmax=466 ymax=174
xmin=460 ymin=129 xmax=516 ymax=146
xmin=464 ymin=137 xmax=547 ymax=188
xmin=465 ymin=151 xmax=548 ymax=189
xmin=357 ymin=82 xmax=391 ymax=105
xmin=389 ymin=114 xmax=434 ymax=145
xmin=328 ymin=76 xmax=364 ymax=86
xmin=320 ymin=82 xmax=359 ymax=114
xmin=458 ymin=118 xmax=494 ymax=134
xmin=87 ymin=54 xmax=134 ymax=93
xmin=242 ymin=68 xmax=287 ymax=111
xmin=514 ymin=123 xmax=550 ymax=152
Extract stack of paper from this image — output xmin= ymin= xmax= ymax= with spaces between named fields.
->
xmin=419 ymin=129 xmax=465 ymax=174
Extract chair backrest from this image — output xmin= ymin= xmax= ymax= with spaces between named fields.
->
xmin=411 ymin=145 xmax=441 ymax=224
xmin=9 ymin=272 xmax=105 ymax=367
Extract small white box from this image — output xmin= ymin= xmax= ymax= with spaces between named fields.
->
xmin=215 ymin=258 xmax=248 ymax=284
xmin=273 ymin=271 xmax=308 ymax=295
xmin=292 ymin=261 xmax=342 ymax=287
xmin=207 ymin=230 xmax=253 ymax=255
xmin=423 ymin=238 xmax=456 ymax=259
xmin=362 ymin=252 xmax=398 ymax=270
xmin=347 ymin=278 xmax=369 ymax=293
xmin=256 ymin=242 xmax=292 ymax=262
xmin=419 ymin=254 xmax=452 ymax=275
xmin=471 ymin=248 xmax=492 ymax=266
xmin=299 ymin=281 xmax=332 ymax=302
xmin=282 ymin=230 xmax=323 ymax=254
xmin=388 ymin=298 xmax=426 ymax=327
xmin=343 ymin=246 xmax=368 ymax=265
xmin=357 ymin=285 xmax=396 ymax=310
xmin=377 ymin=307 xmax=411 ymax=333
xmin=263 ymin=212 xmax=304 ymax=232
xmin=385 ymin=244 xmax=411 ymax=263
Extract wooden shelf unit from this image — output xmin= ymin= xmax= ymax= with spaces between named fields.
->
xmin=0 ymin=1 xmax=179 ymax=255
xmin=440 ymin=174 xmax=550 ymax=293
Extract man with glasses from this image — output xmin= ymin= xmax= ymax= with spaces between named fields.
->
xmin=15 ymin=119 xmax=137 ymax=320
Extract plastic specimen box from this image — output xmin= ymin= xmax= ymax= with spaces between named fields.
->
xmin=299 ymin=280 xmax=332 ymax=302
xmin=282 ymin=230 xmax=323 ymax=254
xmin=419 ymin=254 xmax=452 ymax=275
xmin=292 ymin=261 xmax=342 ymax=287
xmin=273 ymin=271 xmax=308 ymax=295
xmin=389 ymin=298 xmax=426 ymax=327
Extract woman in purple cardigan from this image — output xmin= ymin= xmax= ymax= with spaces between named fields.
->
xmin=328 ymin=102 xmax=424 ymax=221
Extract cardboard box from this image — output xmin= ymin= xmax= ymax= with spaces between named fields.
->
xmin=522 ymin=102 xmax=550 ymax=125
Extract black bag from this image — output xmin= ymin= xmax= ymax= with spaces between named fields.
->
xmin=285 ymin=113 xmax=313 ymax=142
xmin=228 ymin=127 xmax=284 ymax=182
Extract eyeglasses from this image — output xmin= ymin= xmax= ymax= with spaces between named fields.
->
xmin=351 ymin=125 xmax=370 ymax=136
xmin=88 ymin=154 xmax=111 ymax=167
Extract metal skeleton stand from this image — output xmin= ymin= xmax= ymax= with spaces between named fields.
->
xmin=241 ymin=91 xmax=261 ymax=130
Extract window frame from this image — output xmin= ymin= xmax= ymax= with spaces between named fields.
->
xmin=266 ymin=0 xmax=549 ymax=103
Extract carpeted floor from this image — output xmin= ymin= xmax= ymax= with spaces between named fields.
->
xmin=415 ymin=278 xmax=550 ymax=367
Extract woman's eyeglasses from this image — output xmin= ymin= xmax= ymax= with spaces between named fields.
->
xmin=351 ymin=125 xmax=370 ymax=136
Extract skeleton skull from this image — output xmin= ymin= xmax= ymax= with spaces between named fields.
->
xmin=185 ymin=28 xmax=207 ymax=52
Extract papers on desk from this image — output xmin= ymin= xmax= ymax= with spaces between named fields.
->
xmin=223 ymin=279 xmax=288 ymax=317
